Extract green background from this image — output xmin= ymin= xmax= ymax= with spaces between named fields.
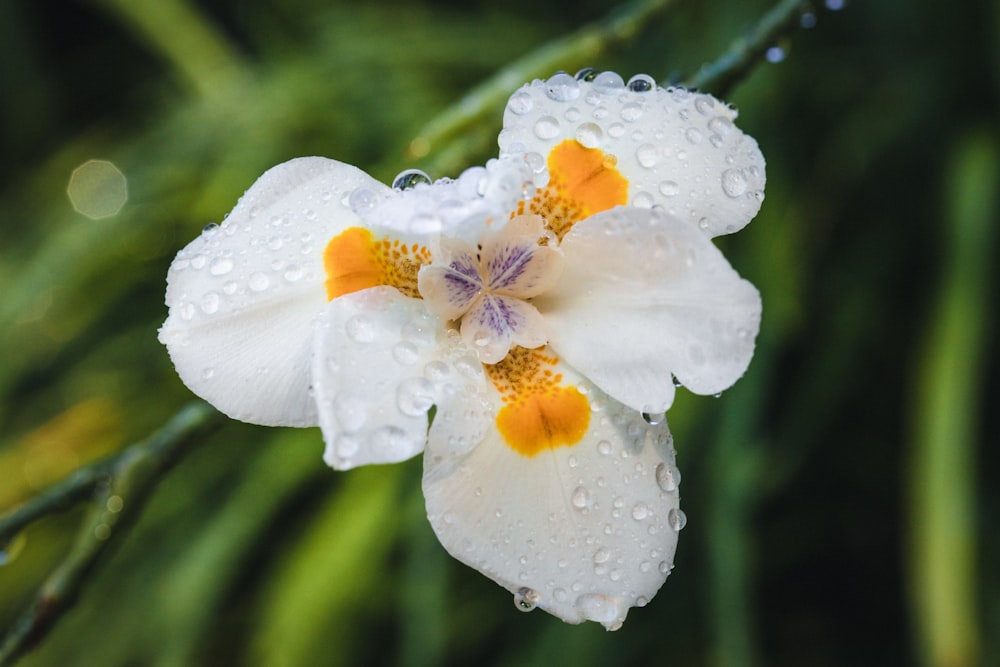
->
xmin=0 ymin=0 xmax=996 ymax=665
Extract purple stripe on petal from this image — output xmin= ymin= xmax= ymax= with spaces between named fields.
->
xmin=443 ymin=270 xmax=482 ymax=308
xmin=487 ymin=241 xmax=536 ymax=291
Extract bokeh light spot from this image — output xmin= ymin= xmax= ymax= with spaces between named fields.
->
xmin=67 ymin=159 xmax=128 ymax=219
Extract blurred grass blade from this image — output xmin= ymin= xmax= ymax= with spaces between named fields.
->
xmin=909 ymin=130 xmax=996 ymax=667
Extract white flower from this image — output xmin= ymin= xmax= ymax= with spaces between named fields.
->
xmin=159 ymin=70 xmax=765 ymax=629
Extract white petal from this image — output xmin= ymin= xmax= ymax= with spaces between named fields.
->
xmin=424 ymin=366 xmax=682 ymax=630
xmin=499 ymin=74 xmax=766 ymax=237
xmin=536 ymin=207 xmax=761 ymax=413
xmin=312 ymin=286 xmax=488 ymax=470
xmin=417 ymin=237 xmax=484 ymax=320
xmin=460 ymin=295 xmax=547 ymax=364
xmin=159 ymin=157 xmax=389 ymax=426
xmin=361 ymin=157 xmax=536 ymax=245
xmin=482 ymin=215 xmax=564 ymax=298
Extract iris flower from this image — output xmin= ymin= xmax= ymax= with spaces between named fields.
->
xmin=159 ymin=70 xmax=765 ymax=629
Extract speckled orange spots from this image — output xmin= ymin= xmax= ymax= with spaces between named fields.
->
xmin=514 ymin=139 xmax=628 ymax=239
xmin=323 ymin=227 xmax=431 ymax=300
xmin=486 ymin=346 xmax=590 ymax=457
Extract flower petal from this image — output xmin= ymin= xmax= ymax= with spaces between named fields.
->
xmin=159 ymin=157 xmax=389 ymax=426
xmin=460 ymin=294 xmax=547 ymax=364
xmin=417 ymin=237 xmax=484 ymax=321
xmin=536 ymin=206 xmax=761 ymax=413
xmin=312 ymin=286 xmax=488 ymax=470
xmin=499 ymin=73 xmax=766 ymax=237
xmin=423 ymin=354 xmax=682 ymax=630
xmin=482 ymin=214 xmax=564 ymax=298
xmin=359 ymin=157 xmax=536 ymax=245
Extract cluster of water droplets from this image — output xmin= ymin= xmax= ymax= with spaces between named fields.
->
xmin=499 ymin=69 xmax=766 ymax=238
xmin=345 ymin=158 xmax=536 ymax=245
xmin=425 ymin=383 xmax=683 ymax=630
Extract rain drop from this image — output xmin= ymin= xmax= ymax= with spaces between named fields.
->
xmin=333 ymin=395 xmax=367 ymax=432
xmin=655 ymin=462 xmax=680 ymax=492
xmin=248 ymin=271 xmax=270 ymax=292
xmin=575 ymin=122 xmax=602 ymax=148
xmin=392 ymin=341 xmax=420 ymax=365
xmin=514 ymin=587 xmax=540 ymax=612
xmin=209 ymin=257 xmax=233 ymax=276
xmin=571 ymin=486 xmax=593 ymax=510
xmin=545 ymin=72 xmax=580 ymax=102
xmin=685 ymin=128 xmax=704 ymax=145
xmin=668 ymin=508 xmax=688 ymax=531
xmin=397 ymin=377 xmax=435 ymax=416
xmin=632 ymin=191 xmax=654 ymax=208
xmin=371 ymin=425 xmax=415 ymax=459
xmin=392 ymin=169 xmax=431 ymax=190
xmin=575 ymin=67 xmax=597 ymax=82
xmin=200 ymin=291 xmax=220 ymax=314
xmin=626 ymin=73 xmax=656 ymax=92
xmin=620 ymin=102 xmax=644 ymax=122
xmin=348 ymin=187 xmax=377 ymax=213
xmin=592 ymin=71 xmax=625 ymax=95
xmin=631 ymin=502 xmax=651 ymax=521
xmin=721 ymin=169 xmax=748 ymax=197
xmin=642 ymin=411 xmax=665 ymax=425
xmin=508 ymin=91 xmax=534 ymax=115
xmin=345 ymin=314 xmax=375 ymax=343
xmin=636 ymin=144 xmax=659 ymax=168
xmin=658 ymin=180 xmax=680 ymax=197
xmin=284 ymin=265 xmax=304 ymax=282
xmin=533 ymin=116 xmax=561 ymax=140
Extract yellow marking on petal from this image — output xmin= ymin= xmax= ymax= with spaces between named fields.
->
xmin=323 ymin=227 xmax=431 ymax=300
xmin=486 ymin=346 xmax=590 ymax=457
xmin=514 ymin=139 xmax=629 ymax=239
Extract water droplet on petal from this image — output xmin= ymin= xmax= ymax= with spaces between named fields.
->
xmin=200 ymin=291 xmax=220 ymax=314
xmin=592 ymin=547 xmax=611 ymax=564
xmin=631 ymin=502 xmax=651 ymax=521
xmin=333 ymin=395 xmax=367 ymax=433
xmin=575 ymin=122 xmax=602 ymax=148
xmin=685 ymin=127 xmax=704 ymax=145
xmin=514 ymin=587 xmax=540 ymax=612
xmin=626 ymin=73 xmax=656 ymax=92
xmin=393 ymin=169 xmax=431 ymax=190
xmin=248 ymin=272 xmax=270 ymax=292
xmin=370 ymin=425 xmax=416 ymax=459
xmin=721 ymin=169 xmax=748 ymax=197
xmin=545 ymin=72 xmax=580 ymax=102
xmin=392 ymin=341 xmax=419 ymax=365
xmin=397 ymin=377 xmax=435 ymax=416
xmin=571 ymin=486 xmax=593 ymax=510
xmin=345 ymin=314 xmax=375 ymax=343
xmin=348 ymin=187 xmax=377 ymax=213
xmin=533 ymin=116 xmax=561 ymax=140
xmin=659 ymin=180 xmax=680 ymax=197
xmin=575 ymin=67 xmax=597 ymax=82
xmin=668 ymin=508 xmax=688 ymax=531
xmin=508 ymin=91 xmax=534 ymax=115
xmin=636 ymin=144 xmax=658 ymax=168
xmin=656 ymin=461 xmax=680 ymax=492
xmin=209 ymin=257 xmax=233 ymax=275
xmin=592 ymin=71 xmax=624 ymax=94
xmin=642 ymin=411 xmax=665 ymax=425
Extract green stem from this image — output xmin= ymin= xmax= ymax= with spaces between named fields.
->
xmin=399 ymin=0 xmax=678 ymax=172
xmin=684 ymin=0 xmax=811 ymax=96
xmin=0 ymin=401 xmax=223 ymax=667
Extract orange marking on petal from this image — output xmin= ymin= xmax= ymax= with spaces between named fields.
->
xmin=519 ymin=139 xmax=629 ymax=239
xmin=486 ymin=346 xmax=590 ymax=457
xmin=323 ymin=226 xmax=431 ymax=300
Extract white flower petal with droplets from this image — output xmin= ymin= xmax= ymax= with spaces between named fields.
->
xmin=359 ymin=157 xmax=536 ymax=244
xmin=499 ymin=73 xmax=766 ymax=237
xmin=536 ymin=206 xmax=761 ymax=413
xmin=459 ymin=294 xmax=547 ymax=364
xmin=313 ymin=286 xmax=489 ymax=470
xmin=423 ymin=371 xmax=682 ymax=630
xmin=159 ymin=157 xmax=389 ymax=426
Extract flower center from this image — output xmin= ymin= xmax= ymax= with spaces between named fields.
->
xmin=417 ymin=215 xmax=563 ymax=364
xmin=323 ymin=227 xmax=431 ymax=300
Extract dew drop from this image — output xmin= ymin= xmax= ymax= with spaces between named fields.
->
xmin=533 ymin=116 xmax=561 ymax=140
xmin=397 ymin=377 xmax=435 ymax=416
xmin=636 ymin=144 xmax=658 ymax=168
xmin=642 ymin=411 xmax=665 ymax=425
xmin=177 ymin=302 xmax=195 ymax=321
xmin=631 ymin=502 xmax=651 ymax=521
xmin=545 ymin=72 xmax=580 ymax=102
xmin=284 ymin=265 xmax=304 ymax=282
xmin=592 ymin=547 xmax=611 ymax=564
xmin=370 ymin=425 xmax=416 ymax=459
xmin=248 ymin=271 xmax=270 ymax=292
xmin=685 ymin=128 xmax=704 ymax=145
xmin=658 ymin=180 xmax=680 ymax=197
xmin=508 ymin=91 xmax=534 ymax=115
xmin=655 ymin=462 xmax=680 ymax=492
xmin=393 ymin=169 xmax=431 ymax=190
xmin=592 ymin=71 xmax=625 ymax=94
xmin=345 ymin=314 xmax=375 ymax=343
xmin=632 ymin=191 xmax=654 ymax=208
xmin=333 ymin=395 xmax=367 ymax=433
xmin=209 ymin=257 xmax=233 ymax=276
xmin=200 ymin=291 xmax=220 ymax=314
xmin=575 ymin=122 xmax=602 ymax=148
xmin=575 ymin=67 xmax=597 ymax=82
xmin=694 ymin=96 xmax=715 ymax=116
xmin=514 ymin=587 xmax=540 ymax=612
xmin=721 ymin=169 xmax=748 ymax=197
xmin=668 ymin=508 xmax=688 ymax=531
xmin=348 ymin=187 xmax=377 ymax=213
xmin=524 ymin=152 xmax=546 ymax=174
xmin=626 ymin=73 xmax=656 ymax=92
xmin=608 ymin=122 xmax=625 ymax=138
xmin=571 ymin=486 xmax=593 ymax=510
xmin=423 ymin=360 xmax=450 ymax=382
xmin=597 ymin=439 xmax=612 ymax=456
